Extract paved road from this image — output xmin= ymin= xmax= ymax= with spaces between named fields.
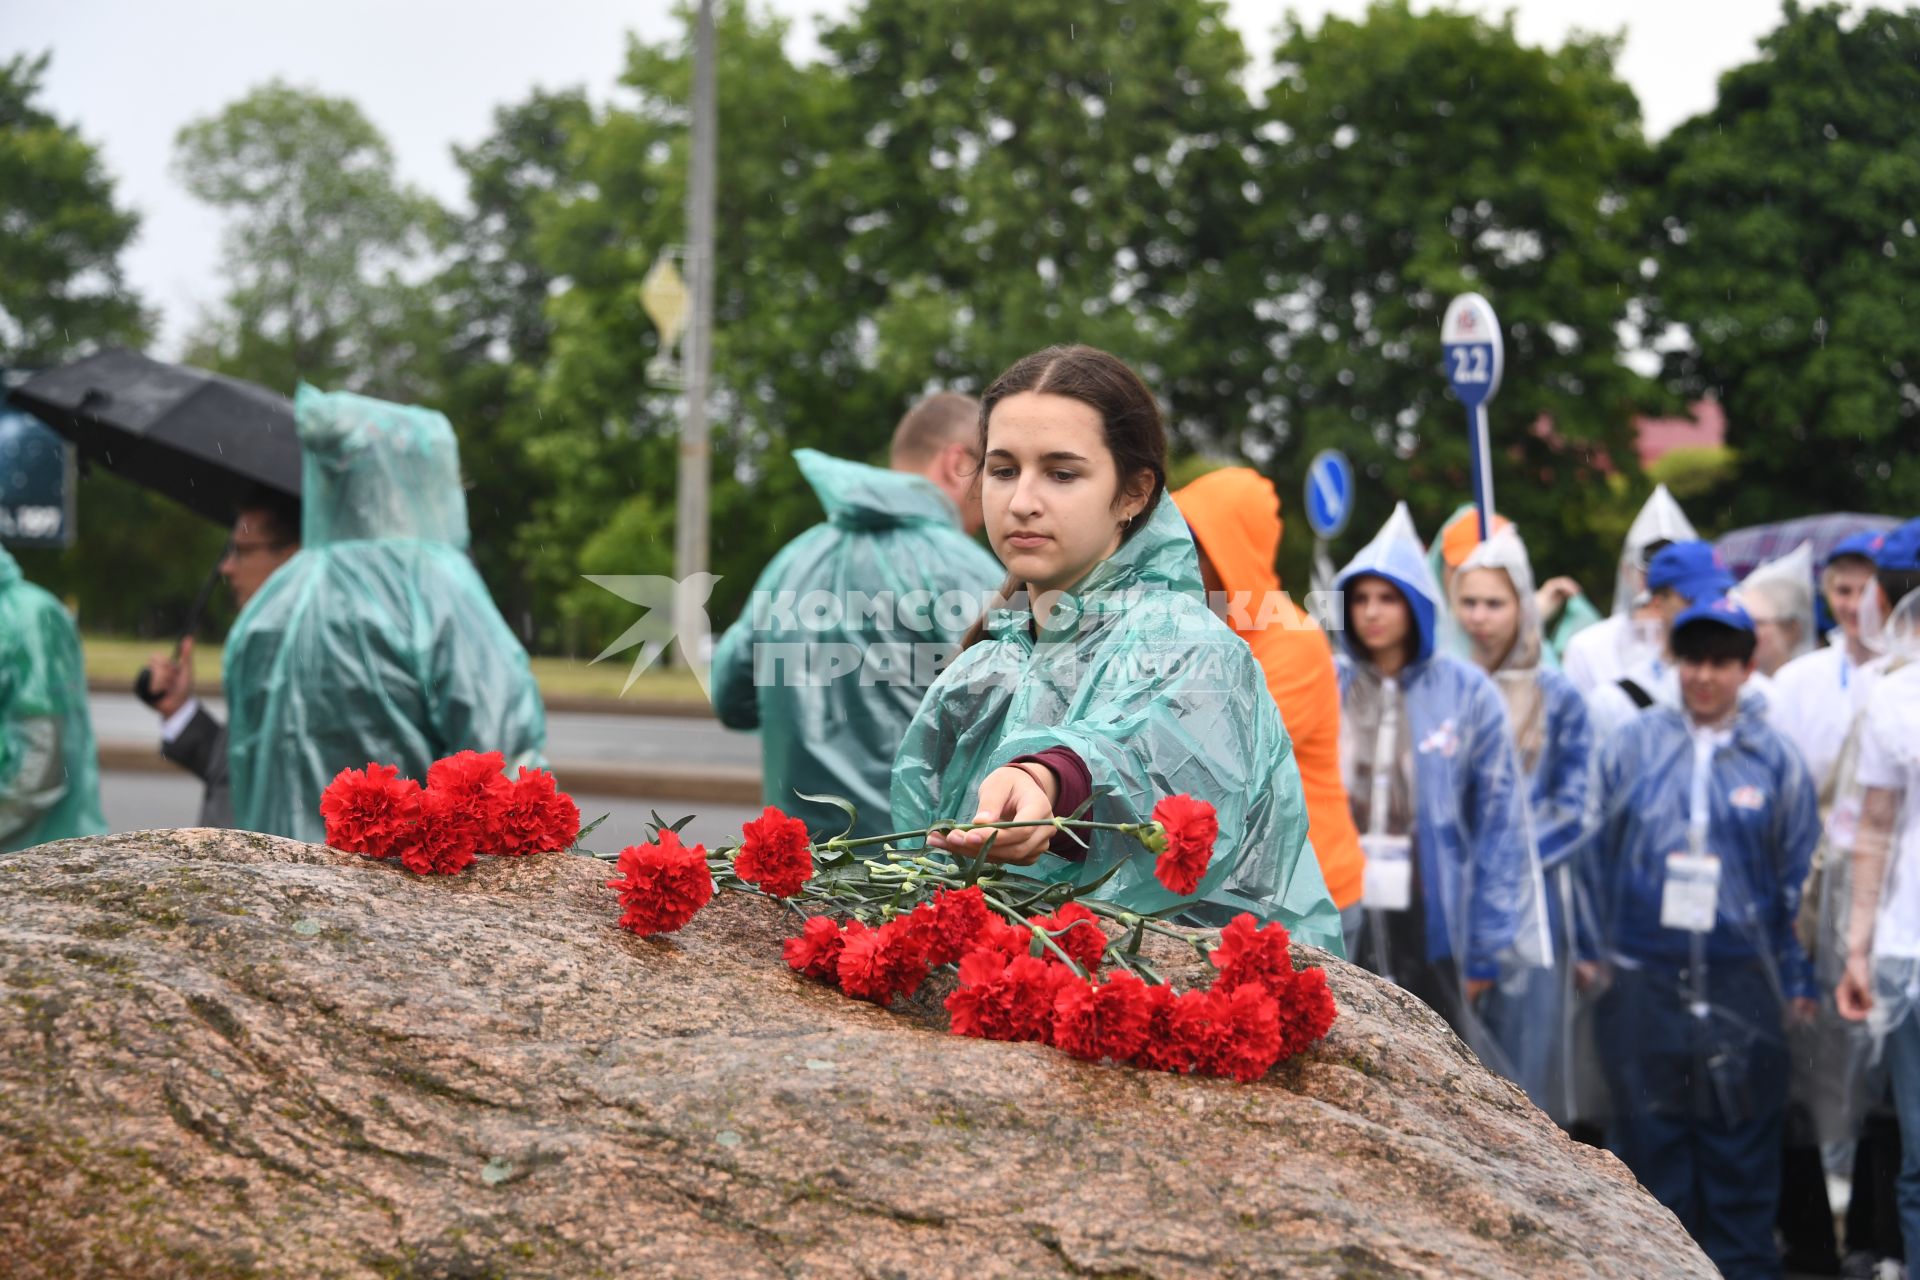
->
xmin=88 ymin=692 xmax=760 ymax=771
xmin=98 ymin=768 xmax=763 ymax=852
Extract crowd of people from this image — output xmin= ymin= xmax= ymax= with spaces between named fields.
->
xmin=2 ymin=343 xmax=1917 ymax=1279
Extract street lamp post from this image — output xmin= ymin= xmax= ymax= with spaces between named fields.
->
xmin=673 ymin=0 xmax=717 ymax=666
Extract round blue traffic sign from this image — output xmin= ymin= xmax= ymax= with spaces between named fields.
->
xmin=1304 ymin=449 xmax=1354 ymax=540
xmin=1441 ymin=293 xmax=1504 ymax=409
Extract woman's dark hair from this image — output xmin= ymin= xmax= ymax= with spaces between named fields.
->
xmin=1670 ymin=618 xmax=1758 ymax=665
xmin=961 ymin=345 xmax=1169 ymax=650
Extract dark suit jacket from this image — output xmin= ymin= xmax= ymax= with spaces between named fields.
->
xmin=160 ymin=704 xmax=232 ymax=828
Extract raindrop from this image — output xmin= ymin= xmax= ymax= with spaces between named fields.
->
xmin=291 ymin=918 xmax=321 ymax=937
xmin=716 ymin=1130 xmax=743 ymax=1148
xmin=481 ymin=1157 xmax=514 ymax=1185
xmin=1823 ymin=122 xmax=1839 ymax=140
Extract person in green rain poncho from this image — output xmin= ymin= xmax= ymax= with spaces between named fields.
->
xmin=0 ymin=543 xmax=106 ymax=851
xmin=890 ymin=345 xmax=1343 ymax=954
xmin=223 ymin=385 xmax=547 ymax=842
xmin=710 ymin=393 xmax=1004 ymax=841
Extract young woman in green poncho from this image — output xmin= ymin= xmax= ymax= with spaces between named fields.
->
xmin=888 ymin=344 xmax=1342 ymax=953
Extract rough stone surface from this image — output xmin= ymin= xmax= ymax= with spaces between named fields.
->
xmin=0 ymin=830 xmax=1714 ymax=1279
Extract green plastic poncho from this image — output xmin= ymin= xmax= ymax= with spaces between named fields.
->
xmin=223 ymin=385 xmax=546 ymax=841
xmin=711 ymin=449 xmax=1003 ymax=841
xmin=890 ymin=496 xmax=1343 ymax=954
xmin=0 ymin=544 xmax=106 ymax=851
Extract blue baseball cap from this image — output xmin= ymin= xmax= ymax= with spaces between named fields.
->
xmin=1646 ymin=541 xmax=1736 ymax=602
xmin=1673 ymin=594 xmax=1756 ymax=637
xmin=1873 ymin=518 xmax=1920 ymax=572
xmin=1826 ymin=530 xmax=1884 ymax=569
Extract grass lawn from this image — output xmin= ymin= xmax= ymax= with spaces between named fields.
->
xmin=82 ymin=635 xmax=709 ymax=705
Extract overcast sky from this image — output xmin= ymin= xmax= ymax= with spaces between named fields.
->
xmin=11 ymin=0 xmax=1801 ymax=355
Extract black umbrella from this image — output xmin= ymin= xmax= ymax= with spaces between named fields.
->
xmin=7 ymin=347 xmax=300 ymax=526
xmin=9 ymin=348 xmax=303 ymax=706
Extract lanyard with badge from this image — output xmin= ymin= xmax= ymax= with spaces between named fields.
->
xmin=1361 ymin=677 xmax=1415 ymax=913
xmin=1661 ymin=734 xmax=1723 ymax=935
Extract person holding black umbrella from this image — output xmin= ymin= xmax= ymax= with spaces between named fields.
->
xmin=141 ymin=485 xmax=301 ymax=827
xmin=221 ymin=384 xmax=547 ymax=842
xmin=0 ymin=541 xmax=107 ymax=852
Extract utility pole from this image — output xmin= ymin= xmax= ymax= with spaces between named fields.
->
xmin=673 ymin=0 xmax=717 ymax=664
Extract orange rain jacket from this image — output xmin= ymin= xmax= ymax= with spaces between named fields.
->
xmin=1174 ymin=469 xmax=1365 ymax=909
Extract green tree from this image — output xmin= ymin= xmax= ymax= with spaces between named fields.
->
xmin=1249 ymin=2 xmax=1655 ymax=593
xmin=0 ymin=53 xmax=150 ymax=365
xmin=432 ymin=88 xmax=599 ymax=637
xmin=819 ymin=0 xmax=1265 ymax=438
xmin=520 ymin=2 xmax=855 ymax=642
xmin=174 ymin=81 xmax=446 ymax=400
xmin=1 ymin=53 xmax=216 ymax=637
xmin=1650 ymin=2 xmax=1920 ymax=524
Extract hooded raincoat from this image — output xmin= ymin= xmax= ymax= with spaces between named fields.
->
xmin=0 ymin=545 xmax=105 ymax=851
xmin=224 ymin=385 xmax=547 ymax=841
xmin=1562 ymin=484 xmax=1699 ymax=696
xmin=1172 ymin=469 xmax=1364 ymax=911
xmin=1334 ymin=504 xmax=1549 ymax=1072
xmin=711 ymin=449 xmax=1002 ymax=840
xmin=1450 ymin=528 xmax=1595 ymax=1121
xmin=891 ymin=496 xmax=1342 ymax=953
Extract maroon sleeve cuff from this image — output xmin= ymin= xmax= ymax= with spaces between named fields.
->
xmin=1011 ymin=748 xmax=1093 ymax=861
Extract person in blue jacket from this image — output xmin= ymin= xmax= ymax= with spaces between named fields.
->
xmin=1579 ymin=596 xmax=1821 ymax=1280
xmin=1334 ymin=504 xmax=1548 ymax=1072
xmin=1449 ymin=525 xmax=1594 ymax=1124
xmin=711 ymin=393 xmax=1004 ymax=841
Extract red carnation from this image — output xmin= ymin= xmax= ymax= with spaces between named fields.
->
xmin=1133 ymin=983 xmax=1197 ymax=1074
xmin=965 ymin=914 xmax=1035 ymax=964
xmin=1209 ymin=912 xmax=1296 ymax=998
xmin=733 ymin=806 xmax=815 ymax=899
xmin=320 ymin=762 xmax=422 ymax=859
xmin=1032 ymin=901 xmax=1108 ymax=973
xmin=1273 ymin=965 xmax=1338 ymax=1060
xmin=1181 ymin=983 xmax=1284 ymax=1083
xmin=1150 ymin=794 xmax=1219 ymax=895
xmin=394 ymin=788 xmax=476 ymax=877
xmin=944 ymin=949 xmax=1073 ymax=1043
xmin=423 ymin=749 xmax=511 ymax=853
xmin=908 ymin=886 xmax=994 ymax=967
xmin=1051 ymin=970 xmax=1154 ymax=1063
xmin=835 ymin=918 xmax=929 ymax=1005
xmin=489 ymin=767 xmax=581 ymax=857
xmin=783 ymin=915 xmax=847 ymax=980
xmin=606 ymin=830 xmax=714 ymax=936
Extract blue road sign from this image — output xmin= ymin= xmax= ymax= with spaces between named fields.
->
xmin=1304 ymin=448 xmax=1354 ymax=540
xmin=1440 ymin=294 xmax=1503 ymax=540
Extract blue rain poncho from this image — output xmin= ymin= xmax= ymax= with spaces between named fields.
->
xmin=890 ymin=496 xmax=1343 ymax=953
xmin=0 ymin=545 xmax=106 ymax=851
xmin=711 ymin=449 xmax=1003 ymax=840
xmin=1450 ymin=528 xmax=1595 ymax=1121
xmin=1334 ymin=505 xmax=1549 ymax=1076
xmin=1336 ymin=506 xmax=1549 ymax=971
xmin=223 ymin=385 xmax=547 ymax=841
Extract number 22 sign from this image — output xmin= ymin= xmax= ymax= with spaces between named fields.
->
xmin=1441 ymin=293 xmax=1504 ymax=539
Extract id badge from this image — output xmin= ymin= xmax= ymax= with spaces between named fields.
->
xmin=1361 ymin=833 xmax=1414 ymax=912
xmin=1660 ymin=852 xmax=1721 ymax=933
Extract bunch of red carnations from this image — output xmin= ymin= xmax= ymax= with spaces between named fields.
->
xmin=319 ymin=750 xmax=582 ymax=875
xmin=601 ymin=793 xmax=1337 ymax=1083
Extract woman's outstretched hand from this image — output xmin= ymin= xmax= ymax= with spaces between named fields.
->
xmin=926 ymin=763 xmax=1059 ymax=865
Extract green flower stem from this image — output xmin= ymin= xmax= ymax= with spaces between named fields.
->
xmin=984 ymin=898 xmax=1088 ymax=978
xmin=1110 ymin=948 xmax=1164 ymax=987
